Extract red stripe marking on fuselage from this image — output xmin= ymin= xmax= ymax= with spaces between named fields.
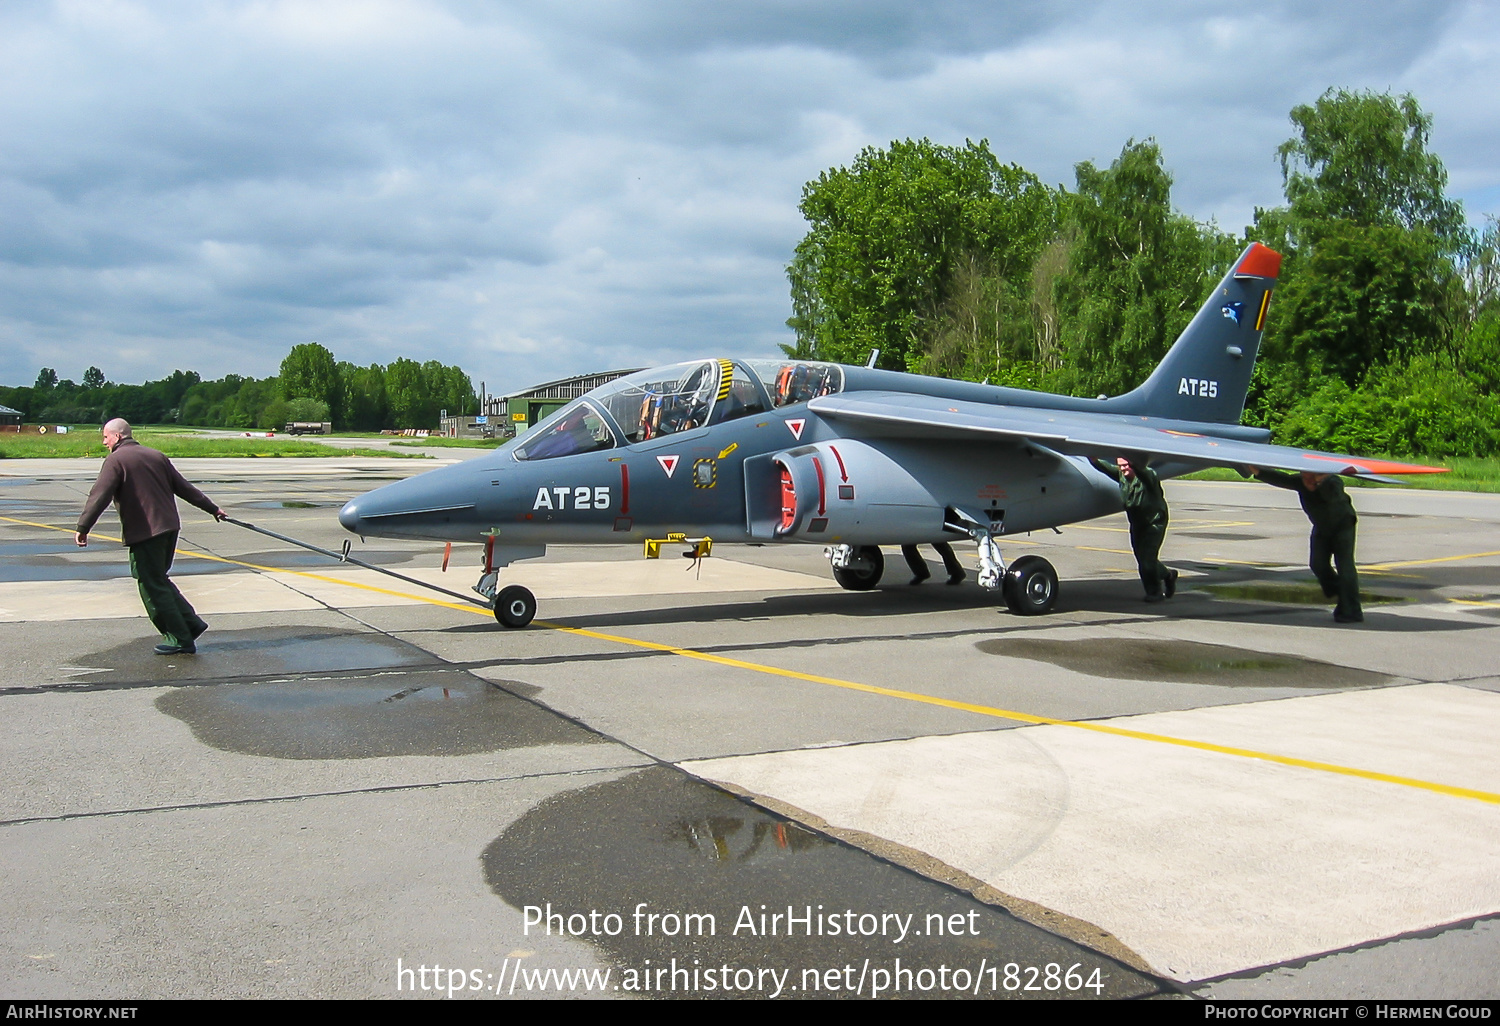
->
xmin=812 ymin=456 xmax=826 ymax=515
xmin=829 ymin=445 xmax=848 ymax=482
xmin=621 ymin=463 xmax=631 ymax=514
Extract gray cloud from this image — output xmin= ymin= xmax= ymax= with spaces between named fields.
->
xmin=0 ymin=0 xmax=1495 ymax=397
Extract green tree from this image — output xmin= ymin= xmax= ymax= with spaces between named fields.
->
xmin=787 ymin=138 xmax=1059 ymax=370
xmin=385 ymin=358 xmax=433 ymax=429
xmin=285 ymin=397 xmax=331 ymax=422
xmin=34 ymin=368 xmax=57 ymax=392
xmin=1051 ymin=140 xmax=1236 ymax=397
xmin=338 ymin=362 xmax=389 ymax=431
xmin=82 ymin=366 xmax=105 ymax=390
xmin=1248 ymin=90 xmax=1472 ymax=434
xmin=1277 ymin=89 xmax=1467 ymax=249
xmin=1274 ymin=223 xmax=1451 ymax=385
xmin=279 ymin=343 xmax=341 ymax=412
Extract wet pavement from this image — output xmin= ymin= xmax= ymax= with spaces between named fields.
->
xmin=159 ymin=671 xmax=602 ymax=759
xmin=2 ymin=457 xmax=1499 ymax=999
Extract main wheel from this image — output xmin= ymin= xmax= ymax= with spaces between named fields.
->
xmin=831 ymin=545 xmax=884 ymax=591
xmin=493 ymin=584 xmax=537 ymax=628
xmin=1001 ymin=555 xmax=1058 ymax=615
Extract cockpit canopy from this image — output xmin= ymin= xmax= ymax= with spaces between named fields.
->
xmin=513 ymin=359 xmax=844 ymax=461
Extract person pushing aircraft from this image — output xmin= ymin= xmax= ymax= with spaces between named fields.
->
xmin=1245 ymin=465 xmax=1362 ymax=623
xmin=1092 ymin=456 xmax=1177 ymax=603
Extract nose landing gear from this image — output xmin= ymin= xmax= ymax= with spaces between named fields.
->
xmin=475 ymin=537 xmax=540 ymax=628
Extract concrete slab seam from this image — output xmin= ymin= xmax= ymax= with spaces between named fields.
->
xmin=0 ymin=765 xmax=647 ymax=829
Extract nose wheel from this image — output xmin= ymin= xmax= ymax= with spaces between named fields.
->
xmin=492 ymin=584 xmax=537 ymax=628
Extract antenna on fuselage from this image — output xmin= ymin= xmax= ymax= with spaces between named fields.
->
xmin=866 ymin=348 xmax=880 ymax=368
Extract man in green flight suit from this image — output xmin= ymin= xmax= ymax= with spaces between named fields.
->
xmin=1247 ymin=466 xmax=1361 ymax=623
xmin=1094 ymin=456 xmax=1177 ymax=603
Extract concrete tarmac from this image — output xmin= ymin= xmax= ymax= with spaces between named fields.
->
xmin=2 ymin=455 xmax=1498 ymax=1000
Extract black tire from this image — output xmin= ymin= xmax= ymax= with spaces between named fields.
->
xmin=493 ymin=585 xmax=537 ymax=628
xmin=832 ymin=546 xmax=884 ymax=591
xmin=1001 ymin=555 xmax=1058 ymax=615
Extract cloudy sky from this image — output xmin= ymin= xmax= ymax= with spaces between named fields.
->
xmin=2 ymin=0 xmax=1498 ymax=397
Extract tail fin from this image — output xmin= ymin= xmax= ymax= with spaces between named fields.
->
xmin=1114 ymin=242 xmax=1281 ymax=424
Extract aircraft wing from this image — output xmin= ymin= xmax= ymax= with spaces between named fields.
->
xmin=808 ymin=392 xmax=1447 ymax=482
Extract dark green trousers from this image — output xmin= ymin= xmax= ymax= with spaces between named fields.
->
xmin=1310 ymin=522 xmax=1360 ymax=619
xmin=129 ymin=531 xmax=205 ymax=647
xmin=1128 ymin=515 xmax=1170 ymax=596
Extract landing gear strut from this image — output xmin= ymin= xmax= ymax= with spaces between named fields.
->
xmin=475 ymin=537 xmax=538 ymax=628
xmin=953 ymin=510 xmax=1059 ymax=616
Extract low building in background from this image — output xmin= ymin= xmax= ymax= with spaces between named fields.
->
xmin=483 ymin=368 xmax=641 ymax=439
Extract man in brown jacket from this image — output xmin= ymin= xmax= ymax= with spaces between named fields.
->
xmin=75 ymin=419 xmax=227 ymax=654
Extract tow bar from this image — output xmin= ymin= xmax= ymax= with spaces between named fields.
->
xmin=223 ymin=517 xmax=493 ymax=611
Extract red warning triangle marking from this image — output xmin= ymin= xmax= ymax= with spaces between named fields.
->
xmin=786 ymin=418 xmax=805 ymax=440
xmin=656 ymin=454 xmax=680 ymax=478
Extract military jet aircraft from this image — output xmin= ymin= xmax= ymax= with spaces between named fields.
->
xmin=338 ymin=242 xmax=1443 ymax=627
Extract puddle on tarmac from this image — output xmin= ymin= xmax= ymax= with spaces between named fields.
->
xmin=86 ymin=626 xmax=434 ymax=682
xmin=157 ymin=672 xmax=598 ymax=759
xmin=480 ymin=766 xmax=1163 ymax=999
xmin=1200 ymin=581 xmax=1406 ymax=606
xmin=974 ymin=638 xmax=1388 ymax=688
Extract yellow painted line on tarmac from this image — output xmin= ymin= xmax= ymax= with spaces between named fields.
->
xmin=543 ymin=621 xmax=1500 ymax=806
xmin=1364 ymin=550 xmax=1500 ymax=571
xmin=1078 ymin=546 xmax=1134 ymax=555
xmin=7 ymin=513 xmax=1499 ymax=806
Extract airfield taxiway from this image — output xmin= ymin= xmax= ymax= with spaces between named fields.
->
xmin=2 ymin=454 xmax=1499 ymax=1000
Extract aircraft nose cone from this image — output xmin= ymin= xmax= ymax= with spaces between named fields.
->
xmin=338 ymin=499 xmax=364 ymax=534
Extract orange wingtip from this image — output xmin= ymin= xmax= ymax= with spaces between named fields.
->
xmin=1306 ymin=455 xmax=1449 ymax=475
xmin=1235 ymin=242 xmax=1282 ymax=279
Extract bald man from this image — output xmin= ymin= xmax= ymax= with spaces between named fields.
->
xmin=76 ymin=419 xmax=227 ymax=654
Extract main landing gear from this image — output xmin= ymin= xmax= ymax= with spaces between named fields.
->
xmin=958 ymin=511 xmax=1060 ymax=616
xmin=966 ymin=522 xmax=1062 ymax=618
xmin=999 ymin=555 xmax=1058 ymax=616
xmin=825 ymin=535 xmax=1058 ymax=615
xmin=825 ymin=544 xmax=885 ymax=590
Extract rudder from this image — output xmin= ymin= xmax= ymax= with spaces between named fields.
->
xmin=1113 ymin=242 xmax=1281 ymax=424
